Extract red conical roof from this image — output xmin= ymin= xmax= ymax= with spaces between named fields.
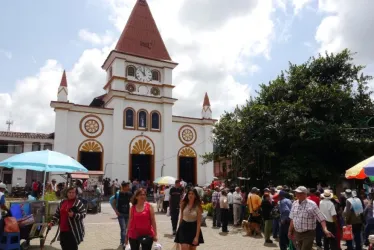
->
xmin=60 ymin=70 xmax=67 ymax=87
xmin=115 ymin=0 xmax=172 ymax=62
xmin=203 ymin=92 xmax=211 ymax=106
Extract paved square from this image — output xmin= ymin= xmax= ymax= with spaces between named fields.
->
xmin=27 ymin=203 xmax=283 ymax=249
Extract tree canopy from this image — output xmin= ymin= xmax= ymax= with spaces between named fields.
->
xmin=204 ymin=49 xmax=374 ymax=186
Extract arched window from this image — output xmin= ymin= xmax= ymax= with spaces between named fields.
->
xmin=127 ymin=66 xmax=135 ymax=77
xmin=152 ymin=70 xmax=160 ymax=81
xmin=150 ymin=111 xmax=161 ymax=131
xmin=137 ymin=110 xmax=148 ymax=129
xmin=124 ymin=108 xmax=135 ymax=129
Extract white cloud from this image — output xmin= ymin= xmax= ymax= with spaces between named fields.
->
xmin=292 ymin=0 xmax=313 ymax=15
xmin=315 ymin=0 xmax=374 ymax=65
xmin=0 ymin=49 xmax=12 ymax=59
xmin=78 ymin=29 xmax=114 ymax=46
xmin=0 ymin=0 xmax=280 ymax=132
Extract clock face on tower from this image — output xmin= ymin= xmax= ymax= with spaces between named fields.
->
xmin=135 ymin=66 xmax=152 ymax=82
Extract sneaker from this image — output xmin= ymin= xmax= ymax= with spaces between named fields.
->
xmin=265 ymin=240 xmax=273 ymax=244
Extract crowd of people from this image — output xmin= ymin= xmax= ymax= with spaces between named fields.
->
xmin=208 ymin=184 xmax=374 ymax=250
xmin=42 ymin=175 xmax=374 ymax=250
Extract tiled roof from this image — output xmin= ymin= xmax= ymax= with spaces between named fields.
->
xmin=203 ymin=92 xmax=211 ymax=106
xmin=114 ymin=0 xmax=172 ymax=62
xmin=0 ymin=131 xmax=54 ymax=140
xmin=60 ymin=70 xmax=67 ymax=87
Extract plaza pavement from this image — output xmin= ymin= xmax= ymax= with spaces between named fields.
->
xmin=27 ymin=202 xmax=287 ymax=250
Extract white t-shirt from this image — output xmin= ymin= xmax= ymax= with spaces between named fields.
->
xmin=227 ymin=192 xmax=233 ymax=204
xmin=319 ymin=199 xmax=337 ymax=223
xmin=164 ymin=188 xmax=170 ymax=201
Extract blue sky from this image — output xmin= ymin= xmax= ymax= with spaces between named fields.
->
xmin=0 ymin=0 xmax=114 ymax=92
xmin=0 ymin=0 xmax=369 ymax=132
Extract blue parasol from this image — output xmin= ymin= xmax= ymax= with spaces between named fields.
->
xmin=0 ymin=150 xmax=88 ymax=199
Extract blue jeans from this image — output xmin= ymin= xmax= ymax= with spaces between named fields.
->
xmin=118 ymin=214 xmax=129 ymax=245
xmin=272 ymin=218 xmax=280 ymax=238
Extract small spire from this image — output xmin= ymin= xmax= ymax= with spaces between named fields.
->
xmin=60 ymin=70 xmax=67 ymax=87
xmin=203 ymin=92 xmax=211 ymax=106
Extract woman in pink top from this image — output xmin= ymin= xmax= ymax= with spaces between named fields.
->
xmin=126 ymin=188 xmax=157 ymax=250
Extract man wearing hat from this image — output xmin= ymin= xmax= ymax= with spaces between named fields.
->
xmin=319 ymin=190 xmax=339 ymax=250
xmin=288 ymin=186 xmax=333 ymax=250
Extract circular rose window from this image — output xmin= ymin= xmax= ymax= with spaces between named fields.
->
xmin=84 ymin=120 xmax=99 ymax=134
xmin=178 ymin=125 xmax=197 ymax=146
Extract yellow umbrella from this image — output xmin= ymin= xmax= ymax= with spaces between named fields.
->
xmin=345 ymin=155 xmax=374 ymax=179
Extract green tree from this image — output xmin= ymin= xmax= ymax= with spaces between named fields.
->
xmin=203 ymin=49 xmax=374 ymax=186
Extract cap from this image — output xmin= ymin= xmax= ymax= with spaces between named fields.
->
xmin=294 ymin=186 xmax=307 ymax=193
xmin=0 ymin=183 xmax=6 ymax=189
xmin=264 ymin=188 xmax=270 ymax=192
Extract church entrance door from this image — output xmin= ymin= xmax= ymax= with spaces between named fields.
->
xmin=178 ymin=157 xmax=196 ymax=185
xmin=131 ymin=154 xmax=152 ymax=182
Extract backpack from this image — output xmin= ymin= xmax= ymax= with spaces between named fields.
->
xmin=115 ymin=191 xmax=131 ymax=215
xmin=271 ymin=205 xmax=280 ymax=219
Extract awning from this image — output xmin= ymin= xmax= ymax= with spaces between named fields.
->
xmin=70 ymin=173 xmax=89 ymax=179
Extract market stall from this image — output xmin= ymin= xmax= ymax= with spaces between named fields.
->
xmin=0 ymin=150 xmax=88 ymax=248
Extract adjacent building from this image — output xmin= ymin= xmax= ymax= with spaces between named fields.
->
xmin=0 ymin=132 xmax=53 ymax=188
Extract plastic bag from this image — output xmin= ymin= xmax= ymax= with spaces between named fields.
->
xmin=287 ymin=240 xmax=294 ymax=250
xmin=343 ymin=225 xmax=353 ymax=241
xmin=4 ymin=217 xmax=20 ymax=233
xmin=166 ymin=207 xmax=170 ymax=217
xmin=153 ymin=242 xmax=162 ymax=249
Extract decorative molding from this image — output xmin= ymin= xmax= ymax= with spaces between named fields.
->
xmin=178 ymin=125 xmax=197 ymax=146
xmin=102 ymin=76 xmax=175 ymax=91
xmin=80 ymin=141 xmax=102 ymax=152
xmin=79 ymin=114 xmax=104 ymax=138
xmin=125 ymin=83 xmax=136 ymax=92
xmin=150 ymin=87 xmax=160 ymax=96
xmin=179 ymin=147 xmax=196 ymax=157
xmin=131 ymin=139 xmax=153 ymax=155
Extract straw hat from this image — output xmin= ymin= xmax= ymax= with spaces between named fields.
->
xmin=322 ymin=190 xmax=333 ymax=199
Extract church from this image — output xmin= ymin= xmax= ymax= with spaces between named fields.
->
xmin=50 ymin=0 xmax=215 ymax=185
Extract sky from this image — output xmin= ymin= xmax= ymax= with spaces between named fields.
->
xmin=1 ymin=0 xmax=374 ymax=133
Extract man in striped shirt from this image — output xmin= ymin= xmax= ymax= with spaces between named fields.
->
xmin=288 ymin=186 xmax=333 ymax=250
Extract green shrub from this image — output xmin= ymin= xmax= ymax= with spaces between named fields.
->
xmin=43 ymin=191 xmax=58 ymax=202
xmin=202 ymin=202 xmax=213 ymax=216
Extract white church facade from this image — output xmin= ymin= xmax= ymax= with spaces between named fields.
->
xmin=50 ymin=0 xmax=215 ymax=185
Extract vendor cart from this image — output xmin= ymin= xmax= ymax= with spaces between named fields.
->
xmin=80 ymin=190 xmax=102 ymax=213
xmin=8 ymin=200 xmax=49 ymax=250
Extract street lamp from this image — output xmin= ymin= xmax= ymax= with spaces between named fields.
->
xmin=161 ymin=164 xmax=165 ymax=176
